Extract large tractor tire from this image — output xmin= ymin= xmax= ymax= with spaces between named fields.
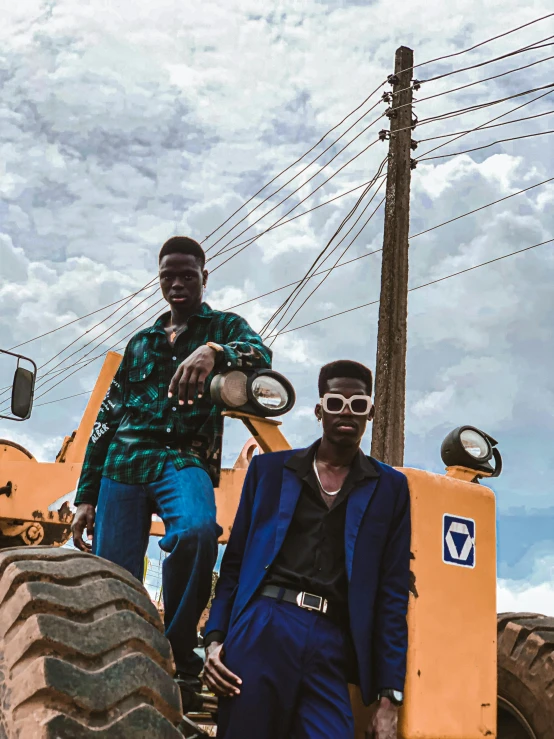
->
xmin=0 ymin=546 xmax=184 ymax=738
xmin=497 ymin=612 xmax=554 ymax=739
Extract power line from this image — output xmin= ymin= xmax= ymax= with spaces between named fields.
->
xmin=358 ymin=87 xmax=554 ymax=167
xmin=27 ymin=304 xmax=160 ymax=406
xmin=201 ymin=14 xmax=554 ymax=248
xmin=0 ymin=288 xmax=156 ymax=404
xmin=268 ymin=192 xmax=386 ymax=346
xmin=418 ymin=35 xmax=554 ymax=84
xmin=16 ymin=25 xmax=554 ymax=357
xmin=7 ymin=277 xmax=158 ymax=351
xmin=419 ymin=129 xmax=554 ymax=161
xmin=207 ymin=173 xmax=388 ymax=259
xmin=31 ymin=247 xmax=380 ymax=399
xmin=415 ymin=86 xmax=554 ymax=162
xmin=20 ymin=125 xmax=552 ymax=403
xmin=415 ymin=83 xmax=554 ymax=129
xmin=410 ymin=176 xmax=554 ymax=240
xmin=204 ymin=98 xmax=385 ymax=254
xmin=6 ymin=177 xmax=381 ymax=359
xmin=260 ymin=159 xmax=387 ymax=337
xmin=32 ymin=172 xmax=389 ymax=393
xmin=12 ymin=175 xmax=382 ymax=392
xmin=206 ymin=130 xmax=384 ymax=264
xmin=413 ymin=50 xmax=554 ymax=107
xmin=418 ymin=109 xmax=554 ymax=142
xmin=228 ymin=252 xmax=380 ymax=310
xmin=38 ymin=235 xmax=554 ymax=408
xmin=8 ymin=98 xmax=390 ymax=358
xmin=265 ymin=173 xmax=387 ymax=342
xmin=38 ymin=283 xmax=160 ymax=374
xmin=35 ymin=390 xmax=95 ymax=408
xmin=266 ymin=237 xmax=554 ymax=340
xmin=409 ymin=12 xmax=554 ymax=75
xmin=385 ymin=38 xmax=554 ymax=114
xmin=251 ymin=176 xmax=554 ymax=342
xmin=28 ymin=172 xmax=553 ymax=406
xmin=29 ymin=221 xmax=385 ymax=407
xmin=32 ymin=291 xmax=163 ymax=388
xmin=2 ymin=299 xmax=165 ymax=411
xmin=26 ymin=80 xmax=548 ymax=371
xmin=384 ymin=78 xmax=554 ymax=134
xmin=200 ymin=82 xmax=389 ymax=245
xmin=209 ymin=140 xmax=385 ymax=272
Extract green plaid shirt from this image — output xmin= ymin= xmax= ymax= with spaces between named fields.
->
xmin=75 ymin=303 xmax=272 ymax=506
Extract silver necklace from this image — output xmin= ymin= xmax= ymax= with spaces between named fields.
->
xmin=313 ymin=455 xmax=341 ymax=496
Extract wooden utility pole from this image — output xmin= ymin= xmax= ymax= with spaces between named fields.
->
xmin=371 ymin=46 xmax=414 ymax=467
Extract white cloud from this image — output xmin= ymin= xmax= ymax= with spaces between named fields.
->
xmin=498 ymin=581 xmax=554 ymax=616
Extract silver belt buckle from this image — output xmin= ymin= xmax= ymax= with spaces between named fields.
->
xmin=296 ymin=591 xmax=328 ymax=613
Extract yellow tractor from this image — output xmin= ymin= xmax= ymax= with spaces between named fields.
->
xmin=0 ymin=348 xmax=552 ymax=739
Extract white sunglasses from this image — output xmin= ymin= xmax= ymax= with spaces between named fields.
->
xmin=320 ymin=393 xmax=373 ymax=415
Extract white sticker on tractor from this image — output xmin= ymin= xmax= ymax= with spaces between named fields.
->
xmin=443 ymin=514 xmax=476 ymax=568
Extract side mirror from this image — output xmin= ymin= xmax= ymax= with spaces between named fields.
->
xmin=12 ymin=366 xmax=36 ymax=419
xmin=0 ymin=350 xmax=37 ymax=421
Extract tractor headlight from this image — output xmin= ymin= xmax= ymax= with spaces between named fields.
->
xmin=440 ymin=425 xmax=502 ymax=478
xmin=210 ymin=369 xmax=295 ymax=417
xmin=250 ymin=375 xmax=289 ymax=412
xmin=459 ymin=428 xmax=490 ymax=460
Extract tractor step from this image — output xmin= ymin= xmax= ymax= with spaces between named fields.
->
xmin=179 ymin=715 xmax=214 ymax=738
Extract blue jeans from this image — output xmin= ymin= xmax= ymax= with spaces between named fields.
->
xmin=93 ymin=461 xmax=222 ymax=679
xmin=218 ymin=596 xmax=354 ymax=738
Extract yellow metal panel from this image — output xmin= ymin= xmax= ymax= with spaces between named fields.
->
xmin=352 ymin=468 xmax=497 ymax=739
xmin=62 ymin=351 xmax=122 ymax=465
xmin=0 ymin=462 xmax=83 ymax=523
xmin=398 ymin=468 xmax=497 ymax=739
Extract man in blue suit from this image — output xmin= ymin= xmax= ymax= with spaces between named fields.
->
xmin=203 ymin=360 xmax=411 ymax=739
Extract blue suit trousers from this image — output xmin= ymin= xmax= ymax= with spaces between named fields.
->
xmin=217 ymin=595 xmax=354 ymax=739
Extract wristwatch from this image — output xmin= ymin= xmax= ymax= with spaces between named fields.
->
xmin=378 ymin=689 xmax=404 ymax=706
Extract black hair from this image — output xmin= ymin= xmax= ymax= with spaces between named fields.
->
xmin=159 ymin=236 xmax=206 ymax=268
xmin=318 ymin=360 xmax=373 ymax=397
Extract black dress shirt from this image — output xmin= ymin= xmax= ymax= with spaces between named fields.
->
xmin=265 ymin=441 xmax=379 ymax=618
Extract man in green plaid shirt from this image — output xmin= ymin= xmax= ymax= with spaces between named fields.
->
xmin=71 ymin=236 xmax=272 ymax=710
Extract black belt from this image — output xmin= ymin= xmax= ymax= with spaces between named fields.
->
xmin=260 ymin=584 xmax=346 ymax=625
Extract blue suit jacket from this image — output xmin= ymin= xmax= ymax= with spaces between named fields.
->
xmin=206 ymin=445 xmax=411 ymax=705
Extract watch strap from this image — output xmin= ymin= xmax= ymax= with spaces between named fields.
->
xmin=206 ymin=342 xmax=224 ymax=353
xmin=378 ymin=688 xmax=403 ymax=706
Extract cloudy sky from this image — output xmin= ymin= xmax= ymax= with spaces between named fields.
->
xmin=0 ymin=0 xmax=553 ymax=612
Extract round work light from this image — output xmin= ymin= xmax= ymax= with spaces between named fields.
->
xmin=210 ymin=369 xmax=296 ymax=418
xmin=459 ymin=428 xmax=490 ymax=460
xmin=440 ymin=425 xmax=502 ymax=478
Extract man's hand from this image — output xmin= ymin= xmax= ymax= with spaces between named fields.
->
xmin=203 ymin=642 xmax=242 ymax=698
xmin=71 ymin=503 xmax=96 ymax=552
xmin=168 ymin=345 xmax=217 ymax=406
xmin=366 ymin=698 xmax=398 ymax=739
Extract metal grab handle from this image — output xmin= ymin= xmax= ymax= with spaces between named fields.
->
xmin=490 ymin=448 xmax=503 ymax=478
xmin=0 ymin=481 xmax=12 ymax=497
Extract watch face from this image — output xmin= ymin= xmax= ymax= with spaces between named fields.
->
xmin=393 ymin=690 xmax=403 ymax=702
